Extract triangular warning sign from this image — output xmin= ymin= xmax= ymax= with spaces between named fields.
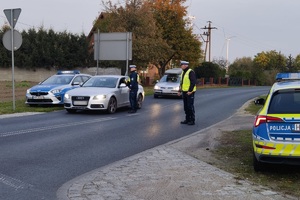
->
xmin=4 ymin=8 xmax=21 ymax=28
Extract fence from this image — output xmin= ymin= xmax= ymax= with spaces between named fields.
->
xmin=198 ymin=77 xmax=255 ymax=87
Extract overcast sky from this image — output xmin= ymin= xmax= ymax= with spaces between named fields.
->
xmin=1 ymin=0 xmax=299 ymax=63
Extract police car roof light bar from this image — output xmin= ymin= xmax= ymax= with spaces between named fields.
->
xmin=276 ymin=73 xmax=300 ymax=82
xmin=57 ymin=70 xmax=80 ymax=75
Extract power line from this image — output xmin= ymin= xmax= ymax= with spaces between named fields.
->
xmin=201 ymin=21 xmax=217 ymax=62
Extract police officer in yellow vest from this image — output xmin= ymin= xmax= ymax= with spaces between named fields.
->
xmin=178 ymin=60 xmax=197 ymax=125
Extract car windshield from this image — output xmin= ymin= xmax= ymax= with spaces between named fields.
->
xmin=160 ymin=74 xmax=180 ymax=83
xmin=268 ymin=90 xmax=300 ymax=114
xmin=41 ymin=75 xmax=73 ymax=85
xmin=82 ymin=77 xmax=118 ymax=88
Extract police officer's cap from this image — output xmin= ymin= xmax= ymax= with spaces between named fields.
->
xmin=180 ymin=61 xmax=189 ymax=66
xmin=129 ymin=65 xmax=137 ymax=68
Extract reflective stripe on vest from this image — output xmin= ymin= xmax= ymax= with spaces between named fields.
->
xmin=181 ymin=69 xmax=196 ymax=92
xmin=127 ymin=74 xmax=140 ymax=83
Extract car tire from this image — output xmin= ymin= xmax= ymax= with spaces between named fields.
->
xmin=137 ymin=94 xmax=143 ymax=109
xmin=107 ymin=97 xmax=117 ymax=114
xmin=66 ymin=109 xmax=77 ymax=114
xmin=154 ymin=94 xmax=158 ymax=98
xmin=253 ymin=151 xmax=265 ymax=172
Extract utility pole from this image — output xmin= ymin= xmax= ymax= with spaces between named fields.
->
xmin=201 ymin=21 xmax=217 ymax=62
xmin=200 ymin=32 xmax=209 ymax=62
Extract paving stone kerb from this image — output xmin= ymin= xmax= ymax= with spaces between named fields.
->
xmin=57 ymin=100 xmax=297 ymax=200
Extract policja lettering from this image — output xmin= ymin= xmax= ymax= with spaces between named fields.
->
xmin=269 ymin=125 xmax=291 ymax=131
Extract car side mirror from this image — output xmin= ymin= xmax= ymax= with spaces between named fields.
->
xmin=254 ymin=98 xmax=265 ymax=105
xmin=73 ymin=81 xmax=80 ymax=86
xmin=120 ymin=83 xmax=127 ymax=88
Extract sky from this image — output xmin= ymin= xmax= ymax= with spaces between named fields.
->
xmin=1 ymin=0 xmax=299 ymax=63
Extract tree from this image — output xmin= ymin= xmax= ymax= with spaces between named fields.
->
xmin=213 ymin=57 xmax=227 ymax=69
xmin=293 ymin=54 xmax=300 ymax=71
xmin=98 ymin=0 xmax=170 ymax=73
xmin=228 ymin=57 xmax=253 ymax=79
xmin=98 ymin=0 xmax=202 ymax=77
xmin=150 ymin=0 xmax=201 ymax=75
xmin=194 ymin=62 xmax=225 ymax=79
xmin=0 ymin=27 xmax=11 ymax=68
xmin=11 ymin=27 xmax=91 ymax=70
xmin=253 ymin=50 xmax=286 ymax=71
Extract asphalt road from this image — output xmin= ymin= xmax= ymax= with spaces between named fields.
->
xmin=0 ymin=86 xmax=270 ymax=200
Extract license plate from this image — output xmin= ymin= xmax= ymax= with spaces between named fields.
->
xmin=73 ymin=101 xmax=88 ymax=106
xmin=33 ymin=96 xmax=44 ymax=99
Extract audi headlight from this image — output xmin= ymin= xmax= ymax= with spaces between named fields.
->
xmin=93 ymin=95 xmax=106 ymax=100
xmin=26 ymin=89 xmax=31 ymax=94
xmin=64 ymin=93 xmax=71 ymax=100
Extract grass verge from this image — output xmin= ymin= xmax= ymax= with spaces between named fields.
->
xmin=0 ymin=100 xmax=64 ymax=115
xmin=211 ymin=98 xmax=300 ymax=198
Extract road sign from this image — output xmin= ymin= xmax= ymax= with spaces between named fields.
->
xmin=2 ymin=30 xmax=23 ymax=51
xmin=94 ymin=32 xmax=132 ymax=61
xmin=4 ymin=8 xmax=21 ymax=28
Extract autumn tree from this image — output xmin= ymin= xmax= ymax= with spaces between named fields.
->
xmin=98 ymin=0 xmax=170 ymax=73
xmin=150 ymin=0 xmax=201 ymax=76
xmin=253 ymin=50 xmax=286 ymax=71
xmin=99 ymin=0 xmax=202 ymax=77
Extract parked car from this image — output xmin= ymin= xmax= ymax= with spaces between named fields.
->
xmin=25 ymin=70 xmax=91 ymax=106
xmin=154 ymin=68 xmax=182 ymax=98
xmin=63 ymin=75 xmax=144 ymax=114
xmin=253 ymin=72 xmax=300 ymax=171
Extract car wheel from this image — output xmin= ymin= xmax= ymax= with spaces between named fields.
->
xmin=107 ymin=97 xmax=117 ymax=114
xmin=137 ymin=94 xmax=143 ymax=109
xmin=154 ymin=94 xmax=158 ymax=98
xmin=66 ymin=109 xmax=77 ymax=114
xmin=253 ymin=151 xmax=265 ymax=172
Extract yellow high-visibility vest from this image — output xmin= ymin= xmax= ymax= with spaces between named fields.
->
xmin=181 ymin=69 xmax=196 ymax=92
xmin=126 ymin=74 xmax=140 ymax=84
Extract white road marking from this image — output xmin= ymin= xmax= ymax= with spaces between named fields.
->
xmin=0 ymin=117 xmax=116 ymax=138
xmin=0 ymin=173 xmax=33 ymax=190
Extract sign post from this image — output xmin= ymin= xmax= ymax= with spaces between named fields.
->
xmin=2 ymin=8 xmax=22 ymax=110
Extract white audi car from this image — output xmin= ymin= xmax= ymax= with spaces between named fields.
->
xmin=64 ymin=75 xmax=144 ymax=114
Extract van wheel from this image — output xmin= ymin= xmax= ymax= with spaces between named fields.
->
xmin=154 ymin=94 xmax=158 ymax=98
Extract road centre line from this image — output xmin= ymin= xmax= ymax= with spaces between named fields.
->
xmin=0 ymin=117 xmax=116 ymax=138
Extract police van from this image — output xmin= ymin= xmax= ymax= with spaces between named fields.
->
xmin=153 ymin=68 xmax=182 ymax=98
xmin=253 ymin=73 xmax=300 ymax=171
